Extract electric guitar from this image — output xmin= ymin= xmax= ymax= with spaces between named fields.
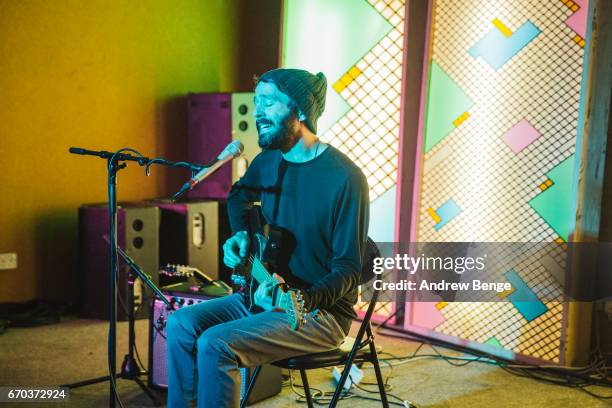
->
xmin=231 ymin=225 xmax=307 ymax=331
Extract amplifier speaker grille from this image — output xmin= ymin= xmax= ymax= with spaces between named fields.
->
xmin=149 ymin=293 xmax=281 ymax=404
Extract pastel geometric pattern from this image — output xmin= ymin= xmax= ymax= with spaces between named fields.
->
xmin=283 ymin=0 xmax=393 ymax=134
xmin=485 ymin=337 xmax=503 ymax=348
xmin=424 ymin=61 xmax=474 ymax=153
xmin=283 ymin=0 xmax=407 ymax=321
xmin=333 ymin=66 xmax=363 ymax=94
xmin=501 ymin=119 xmax=542 ymax=154
xmin=411 ymin=302 xmax=445 ymax=330
xmin=529 ymin=156 xmax=575 ymax=241
xmin=322 ymin=0 xmax=406 ymax=201
xmin=412 ymin=0 xmax=589 ymax=364
xmin=432 ymin=198 xmax=462 ymax=231
xmin=423 ymin=144 xmax=452 ymax=174
xmin=427 ymin=207 xmax=442 ymax=223
xmin=539 ymin=178 xmax=554 ymax=191
xmin=368 ymin=186 xmax=396 ymax=242
xmin=493 ymin=18 xmax=513 ymax=37
xmin=564 ymin=0 xmax=588 ymax=39
xmin=497 ymin=286 xmax=516 ymax=299
xmin=482 ymin=336 xmax=516 ymax=360
xmin=469 ymin=20 xmax=541 ymax=70
xmin=504 ymin=269 xmax=548 ymax=322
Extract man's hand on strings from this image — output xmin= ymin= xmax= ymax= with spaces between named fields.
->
xmin=254 ymin=274 xmax=286 ymax=312
xmin=223 ymin=231 xmax=250 ymax=268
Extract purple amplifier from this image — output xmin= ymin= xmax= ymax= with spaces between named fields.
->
xmin=79 ymin=202 xmax=159 ymax=321
xmin=148 ymin=287 xmax=281 ymax=404
xmin=187 ymin=92 xmax=259 ymax=200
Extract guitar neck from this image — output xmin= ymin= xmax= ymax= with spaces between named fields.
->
xmin=251 ymin=257 xmax=274 ymax=285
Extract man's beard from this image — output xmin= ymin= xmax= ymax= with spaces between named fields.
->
xmin=257 ymin=112 xmax=299 ymax=150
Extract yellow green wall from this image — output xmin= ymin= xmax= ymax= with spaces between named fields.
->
xmin=0 ymin=0 xmax=241 ymax=303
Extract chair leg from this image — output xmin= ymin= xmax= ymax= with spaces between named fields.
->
xmin=299 ymin=369 xmax=315 ymax=408
xmin=369 ymin=343 xmax=389 ymax=408
xmin=329 ymin=360 xmax=353 ymax=408
xmin=240 ymin=365 xmax=262 ymax=408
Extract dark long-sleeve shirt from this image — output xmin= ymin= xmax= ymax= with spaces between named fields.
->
xmin=227 ymin=145 xmax=369 ymax=334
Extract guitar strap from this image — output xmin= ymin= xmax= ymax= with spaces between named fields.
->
xmin=245 ymin=159 xmax=288 ymax=312
xmin=271 ymin=158 xmax=288 ymax=223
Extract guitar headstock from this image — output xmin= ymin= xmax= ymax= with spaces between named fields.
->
xmin=160 ymin=264 xmax=195 ymax=278
xmin=270 ymin=273 xmax=306 ymax=331
xmin=277 ymin=287 xmax=306 ymax=331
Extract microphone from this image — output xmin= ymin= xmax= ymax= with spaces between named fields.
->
xmin=172 ymin=140 xmax=244 ymax=201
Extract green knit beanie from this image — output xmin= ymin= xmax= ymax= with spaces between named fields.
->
xmin=257 ymin=68 xmax=327 ymax=134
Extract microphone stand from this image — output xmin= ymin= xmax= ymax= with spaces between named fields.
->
xmin=64 ymin=147 xmax=201 ymax=407
xmin=115 ymin=238 xmax=172 ymax=406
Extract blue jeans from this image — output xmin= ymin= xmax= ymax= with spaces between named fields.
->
xmin=166 ymin=293 xmax=345 ymax=408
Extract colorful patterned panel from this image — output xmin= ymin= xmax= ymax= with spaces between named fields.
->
xmin=529 ymin=156 xmax=575 ymax=241
xmin=409 ymin=0 xmax=590 ymax=364
xmin=431 ymin=198 xmax=462 ymax=231
xmin=323 ymin=3 xmax=405 ymax=202
xmin=283 ymin=0 xmax=393 ymax=133
xmin=485 ymin=337 xmax=503 ymax=348
xmin=410 ymin=302 xmax=446 ymax=330
xmin=469 ymin=20 xmax=541 ymax=70
xmin=563 ymin=0 xmax=589 ymax=39
xmin=283 ymin=0 xmax=408 ymax=321
xmin=424 ymin=62 xmax=474 ymax=152
xmin=501 ymin=119 xmax=542 ymax=154
xmin=505 ymin=269 xmax=548 ymax=322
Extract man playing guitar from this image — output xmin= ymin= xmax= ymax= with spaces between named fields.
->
xmin=166 ymin=68 xmax=370 ymax=408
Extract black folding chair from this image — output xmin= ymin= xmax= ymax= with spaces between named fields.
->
xmin=241 ymin=238 xmax=388 ymax=408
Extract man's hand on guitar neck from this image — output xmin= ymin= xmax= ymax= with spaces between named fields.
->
xmin=223 ymin=231 xmax=250 ymax=268
xmin=254 ymin=273 xmax=286 ymax=312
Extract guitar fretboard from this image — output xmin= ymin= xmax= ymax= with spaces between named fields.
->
xmin=251 ymin=257 xmax=273 ymax=285
xmin=248 ymin=240 xmax=303 ymax=330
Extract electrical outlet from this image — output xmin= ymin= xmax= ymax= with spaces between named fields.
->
xmin=0 ymin=253 xmax=18 ymax=270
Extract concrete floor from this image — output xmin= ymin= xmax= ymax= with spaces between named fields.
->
xmin=0 ymin=316 xmax=610 ymax=407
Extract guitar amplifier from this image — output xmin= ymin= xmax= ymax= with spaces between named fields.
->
xmin=146 ymin=199 xmax=231 ymax=284
xmin=186 ymin=92 xmax=260 ymax=200
xmin=79 ymin=202 xmax=159 ymax=320
xmin=149 ymin=288 xmax=282 ymax=404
